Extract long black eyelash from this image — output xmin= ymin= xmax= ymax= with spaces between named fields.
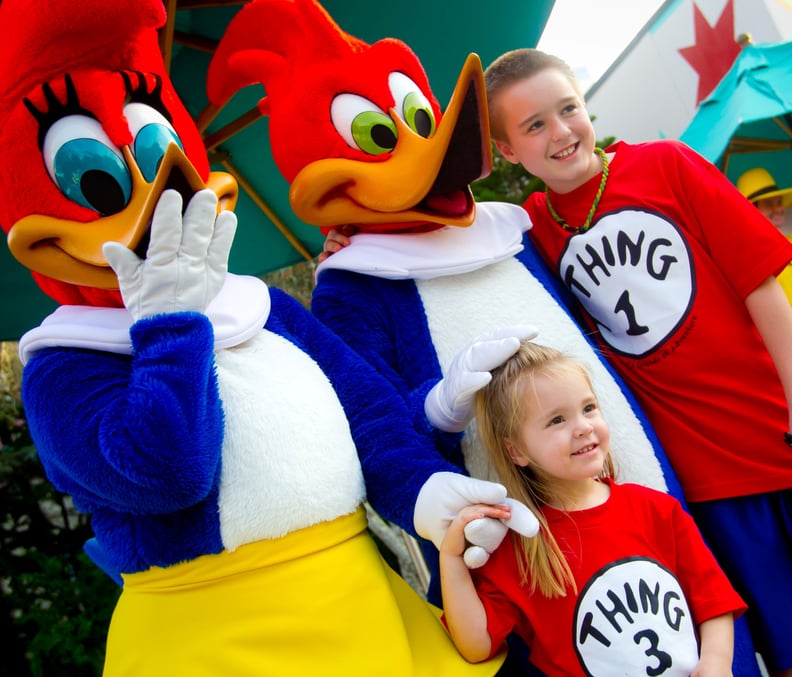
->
xmin=119 ymin=70 xmax=173 ymax=123
xmin=23 ymin=74 xmax=95 ymax=150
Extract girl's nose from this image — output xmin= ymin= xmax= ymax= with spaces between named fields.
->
xmin=575 ymin=420 xmax=593 ymax=437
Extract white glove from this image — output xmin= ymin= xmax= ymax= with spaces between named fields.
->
xmin=414 ymin=472 xmax=540 ymax=569
xmin=425 ymin=325 xmax=539 ymax=432
xmin=103 ymin=189 xmax=237 ymax=321
xmin=462 ymin=497 xmax=540 ymax=568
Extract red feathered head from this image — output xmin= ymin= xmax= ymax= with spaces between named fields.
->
xmin=0 ymin=0 xmax=237 ymax=306
xmin=208 ymin=0 xmax=490 ymax=233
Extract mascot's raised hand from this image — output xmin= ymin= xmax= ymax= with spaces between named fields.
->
xmin=420 ymin=326 xmax=540 ymax=567
xmin=103 ymin=189 xmax=237 ymax=320
xmin=414 ymin=472 xmax=539 ymax=569
xmin=425 ymin=325 xmax=539 ymax=432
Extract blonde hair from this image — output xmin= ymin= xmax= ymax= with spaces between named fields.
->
xmin=484 ymin=48 xmax=582 ymax=141
xmin=475 ymin=341 xmax=615 ymax=598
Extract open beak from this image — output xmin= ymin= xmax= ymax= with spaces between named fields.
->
xmin=289 ymin=53 xmax=492 ymax=231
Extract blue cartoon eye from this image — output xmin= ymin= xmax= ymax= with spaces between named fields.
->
xmin=124 ymin=102 xmax=183 ymax=182
xmin=43 ymin=115 xmax=131 ymax=216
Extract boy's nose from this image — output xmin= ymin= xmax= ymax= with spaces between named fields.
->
xmin=549 ymin=117 xmax=572 ymax=141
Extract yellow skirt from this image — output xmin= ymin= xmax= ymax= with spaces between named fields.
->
xmin=103 ymin=507 xmax=505 ymax=676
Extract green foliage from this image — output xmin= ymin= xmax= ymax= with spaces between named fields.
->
xmin=471 ymin=143 xmax=545 ymax=204
xmin=0 ymin=344 xmax=120 ymax=676
xmin=261 ymin=258 xmax=316 ymax=308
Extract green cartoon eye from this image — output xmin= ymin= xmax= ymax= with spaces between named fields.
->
xmin=402 ymin=91 xmax=436 ymax=138
xmin=390 ymin=72 xmax=436 ymax=138
xmin=331 ymin=93 xmax=397 ymax=155
xmin=351 ymin=110 xmax=398 ymax=154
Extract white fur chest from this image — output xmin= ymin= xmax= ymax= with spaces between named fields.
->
xmin=213 ymin=329 xmax=365 ymax=550
xmin=416 ymin=257 xmax=667 ymax=491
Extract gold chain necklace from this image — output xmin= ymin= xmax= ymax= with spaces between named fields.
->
xmin=545 ymin=147 xmax=609 ymax=233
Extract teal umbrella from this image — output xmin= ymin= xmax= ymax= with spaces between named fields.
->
xmin=680 ymin=40 xmax=792 ymax=190
xmin=0 ymin=0 xmax=553 ymax=341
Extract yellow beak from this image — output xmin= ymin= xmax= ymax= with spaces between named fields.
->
xmin=288 ymin=53 xmax=492 ymax=231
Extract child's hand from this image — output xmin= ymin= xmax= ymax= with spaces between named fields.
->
xmin=317 ymin=224 xmax=358 ymax=263
xmin=440 ymin=503 xmax=512 ymax=559
xmin=463 ymin=496 xmax=540 ymax=568
xmin=693 ymin=612 xmax=734 ymax=677
xmin=691 ymin=657 xmax=732 ymax=677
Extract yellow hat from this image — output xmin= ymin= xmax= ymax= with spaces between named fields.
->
xmin=737 ymin=168 xmax=792 ymax=208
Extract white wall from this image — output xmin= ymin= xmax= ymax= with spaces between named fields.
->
xmin=585 ymin=0 xmax=792 ymax=143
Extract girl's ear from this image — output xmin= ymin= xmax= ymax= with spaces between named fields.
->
xmin=494 ymin=139 xmax=520 ymax=165
xmin=505 ymin=438 xmax=530 ymax=466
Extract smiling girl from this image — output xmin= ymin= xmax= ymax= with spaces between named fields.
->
xmin=439 ymin=340 xmax=744 ymax=676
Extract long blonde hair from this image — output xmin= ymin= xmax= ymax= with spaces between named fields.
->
xmin=475 ymin=341 xmax=615 ymax=598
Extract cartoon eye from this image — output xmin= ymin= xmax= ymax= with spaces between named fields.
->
xmin=389 ymin=72 xmax=436 ymax=139
xmin=331 ymin=93 xmax=398 ymax=155
xmin=124 ymin=102 xmax=183 ymax=182
xmin=42 ymin=115 xmax=131 ymax=216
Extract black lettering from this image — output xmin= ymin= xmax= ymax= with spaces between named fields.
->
xmin=596 ymin=590 xmax=634 ymax=632
xmin=563 ymin=263 xmax=591 ymax=298
xmin=576 ymin=244 xmax=612 ymax=286
xmin=663 ymin=591 xmax=685 ymax=631
xmin=578 ymin=611 xmax=611 ymax=647
xmin=601 ymin=235 xmax=616 ymax=266
xmin=614 ymin=290 xmax=649 ymax=336
xmin=563 ymin=227 xmax=680 ymax=301
xmin=638 ymin=579 xmax=661 ymax=615
xmin=623 ymin=582 xmax=639 ymax=613
xmin=647 ymin=238 xmax=677 ymax=280
xmin=616 ymin=230 xmax=646 ymax=266
xmin=634 ymin=629 xmax=673 ymax=676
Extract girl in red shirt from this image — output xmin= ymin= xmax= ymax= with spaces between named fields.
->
xmin=440 ymin=341 xmax=745 ymax=676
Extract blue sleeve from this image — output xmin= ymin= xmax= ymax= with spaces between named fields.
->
xmin=22 ymin=312 xmax=224 ymax=515
xmin=268 ymin=287 xmax=458 ymax=534
xmin=312 ymin=269 xmax=465 ymax=465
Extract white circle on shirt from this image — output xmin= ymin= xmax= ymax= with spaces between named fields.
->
xmin=558 ymin=209 xmax=694 ymax=358
xmin=573 ymin=556 xmax=699 ymax=676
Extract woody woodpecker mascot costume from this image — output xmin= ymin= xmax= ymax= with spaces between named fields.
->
xmin=0 ymin=1 xmax=520 ymax=674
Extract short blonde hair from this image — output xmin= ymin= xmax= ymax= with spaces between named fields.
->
xmin=484 ymin=48 xmax=582 ymax=141
xmin=475 ymin=340 xmax=615 ymax=597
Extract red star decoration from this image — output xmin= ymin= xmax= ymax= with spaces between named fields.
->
xmin=678 ymin=0 xmax=741 ymax=104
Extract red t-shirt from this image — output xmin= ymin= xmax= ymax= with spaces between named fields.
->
xmin=472 ymin=480 xmax=746 ymax=676
xmin=525 ymin=140 xmax=792 ymax=502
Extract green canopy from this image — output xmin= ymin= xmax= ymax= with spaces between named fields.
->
xmin=680 ymin=41 xmax=792 ymax=188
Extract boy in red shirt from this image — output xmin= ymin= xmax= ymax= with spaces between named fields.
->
xmin=484 ymin=47 xmax=792 ymax=677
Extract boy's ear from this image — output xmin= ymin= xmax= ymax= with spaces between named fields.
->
xmin=494 ymin=139 xmax=520 ymax=165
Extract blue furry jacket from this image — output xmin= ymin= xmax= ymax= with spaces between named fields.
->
xmin=20 ymin=280 xmax=453 ymax=574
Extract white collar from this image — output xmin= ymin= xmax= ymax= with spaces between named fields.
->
xmin=18 ymin=274 xmax=270 ymax=365
xmin=315 ymin=201 xmax=531 ymax=281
